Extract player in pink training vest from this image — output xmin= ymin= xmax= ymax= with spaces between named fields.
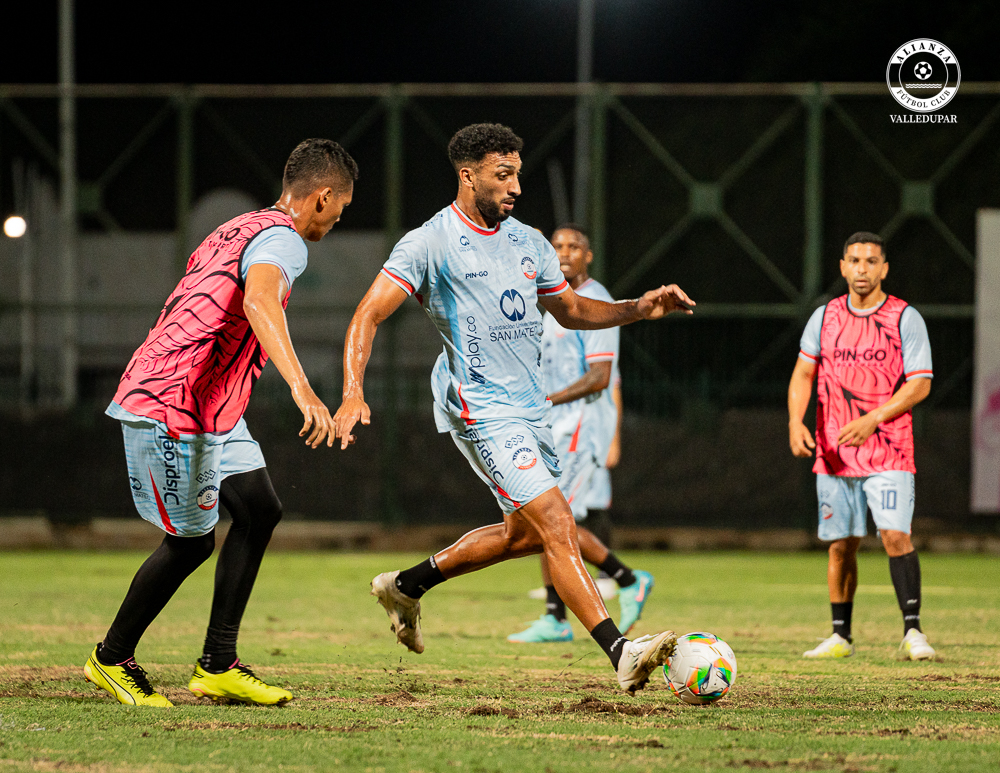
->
xmin=788 ymin=232 xmax=935 ymax=661
xmin=84 ymin=140 xmax=358 ymax=707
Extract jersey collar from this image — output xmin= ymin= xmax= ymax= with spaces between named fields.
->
xmin=450 ymin=202 xmax=501 ymax=236
xmin=847 ymin=295 xmax=887 ymax=317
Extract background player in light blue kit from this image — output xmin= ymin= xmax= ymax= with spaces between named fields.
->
xmin=509 ymin=224 xmax=654 ymax=643
xmin=334 ymin=123 xmax=695 ymax=694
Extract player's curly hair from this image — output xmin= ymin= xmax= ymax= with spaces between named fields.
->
xmin=447 ymin=123 xmax=524 ymax=172
xmin=844 ymin=231 xmax=885 ymax=259
xmin=283 ymin=139 xmax=359 ymax=197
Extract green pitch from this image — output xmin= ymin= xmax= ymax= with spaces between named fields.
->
xmin=1 ymin=550 xmax=998 ymax=772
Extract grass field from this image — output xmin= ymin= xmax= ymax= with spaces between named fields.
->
xmin=1 ymin=550 xmax=999 ymax=772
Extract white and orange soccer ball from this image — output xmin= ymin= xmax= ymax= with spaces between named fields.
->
xmin=663 ymin=632 xmax=737 ymax=705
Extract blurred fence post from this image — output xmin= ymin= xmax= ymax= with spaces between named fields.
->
xmin=381 ymin=88 xmax=406 ymax=525
xmin=589 ymin=85 xmax=608 ymax=285
xmin=174 ymin=90 xmax=196 ymax=274
xmin=58 ymin=0 xmax=78 ymax=409
xmin=802 ymin=82 xmax=824 ymax=308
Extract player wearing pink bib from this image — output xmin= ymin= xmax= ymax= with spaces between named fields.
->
xmin=84 ymin=140 xmax=358 ymax=707
xmin=788 ymin=232 xmax=935 ymax=661
xmin=114 ymin=208 xmax=300 ymax=435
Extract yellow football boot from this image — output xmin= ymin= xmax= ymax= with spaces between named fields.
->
xmin=188 ymin=661 xmax=292 ymax=705
xmin=802 ymin=633 xmax=855 ymax=658
xmin=83 ymin=646 xmax=173 ymax=707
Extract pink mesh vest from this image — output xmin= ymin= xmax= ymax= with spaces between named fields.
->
xmin=113 ymin=209 xmax=296 ymax=434
xmin=814 ymin=294 xmax=915 ymax=476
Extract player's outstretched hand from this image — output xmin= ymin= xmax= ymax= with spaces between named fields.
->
xmin=333 ymin=395 xmax=371 ymax=451
xmin=789 ymin=420 xmax=816 ymax=458
xmin=293 ymin=384 xmax=337 ymax=448
xmin=837 ymin=415 xmax=878 ymax=448
xmin=637 ymin=284 xmax=695 ymax=320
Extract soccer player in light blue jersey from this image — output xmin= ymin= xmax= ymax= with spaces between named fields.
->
xmin=333 ymin=123 xmax=695 ymax=694
xmin=509 ymin=224 xmax=654 ymax=644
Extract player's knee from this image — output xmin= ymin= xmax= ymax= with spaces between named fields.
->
xmin=537 ymin=508 xmax=577 ymax=550
xmin=503 ymin=519 xmax=543 ymax=555
xmin=165 ymin=530 xmax=215 ymax=566
xmin=880 ymin=529 xmax=912 ymax=556
xmin=256 ymin=496 xmax=283 ymax=532
xmin=828 ymin=538 xmax=855 ymax=560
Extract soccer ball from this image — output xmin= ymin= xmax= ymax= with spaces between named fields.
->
xmin=663 ymin=632 xmax=737 ymax=705
xmin=914 ymin=61 xmax=933 ymax=80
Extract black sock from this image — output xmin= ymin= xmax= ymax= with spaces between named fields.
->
xmin=545 ymin=586 xmax=567 ymax=622
xmin=590 ymin=618 xmax=628 ymax=670
xmin=100 ymin=531 xmax=215 ymax=665
xmin=889 ymin=550 xmax=922 ymax=635
xmin=396 ymin=556 xmax=446 ymax=599
xmin=202 ymin=469 xmax=283 ymax=671
xmin=587 ymin=509 xmax=613 ymax=547
xmin=831 ymin=602 xmax=853 ymax=642
xmin=598 ymin=553 xmax=636 ymax=588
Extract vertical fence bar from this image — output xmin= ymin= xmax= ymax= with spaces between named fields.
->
xmin=175 ymin=91 xmax=195 ymax=274
xmin=17 ymin=163 xmax=35 ymax=415
xmin=572 ymin=0 xmax=596 ymax=224
xmin=802 ymin=82 xmax=824 ymax=306
xmin=381 ymin=89 xmax=405 ymax=524
xmin=58 ymin=0 xmax=77 ymax=408
xmin=589 ymin=86 xmax=608 ymax=284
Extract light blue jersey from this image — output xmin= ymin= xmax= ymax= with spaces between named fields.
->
xmin=542 ymin=277 xmax=619 ymax=463
xmin=381 ymin=203 xmax=568 ymax=430
xmin=541 ymin=277 xmax=619 ymax=518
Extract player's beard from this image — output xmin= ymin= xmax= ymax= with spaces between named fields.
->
xmin=475 ymin=191 xmax=512 ymax=227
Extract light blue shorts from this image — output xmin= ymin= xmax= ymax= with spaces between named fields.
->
xmin=115 ymin=410 xmax=265 ymax=537
xmin=556 ymin=442 xmax=600 ymax=522
xmin=816 ymin=471 xmax=916 ymax=541
xmin=449 ymin=417 xmax=561 ymax=514
xmin=585 ymin=467 xmax=612 ymax=511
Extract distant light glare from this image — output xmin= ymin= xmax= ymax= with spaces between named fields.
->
xmin=4 ymin=216 xmax=27 ymax=238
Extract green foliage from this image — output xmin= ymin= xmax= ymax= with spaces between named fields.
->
xmin=1 ymin=551 xmax=998 ymax=772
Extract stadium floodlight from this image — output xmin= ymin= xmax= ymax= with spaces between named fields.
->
xmin=3 ymin=215 xmax=27 ymax=238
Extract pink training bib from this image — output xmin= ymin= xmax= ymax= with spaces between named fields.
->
xmin=113 ymin=209 xmax=295 ymax=434
xmin=814 ymin=294 xmax=915 ymax=476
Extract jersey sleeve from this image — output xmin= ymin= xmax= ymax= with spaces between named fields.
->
xmin=582 ymin=326 xmax=619 ymax=365
xmin=798 ymin=305 xmax=826 ymax=363
xmin=241 ymin=227 xmax=308 ymax=288
xmin=381 ymin=229 xmax=430 ymax=296
xmin=900 ymin=306 xmax=933 ymax=379
xmin=535 ymin=238 xmax=569 ymax=297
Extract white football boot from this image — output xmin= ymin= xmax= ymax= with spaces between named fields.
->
xmin=371 ymin=571 xmax=424 ymax=654
xmin=616 ymin=631 xmax=677 ymax=694
xmin=803 ymin=633 xmax=855 ymax=658
xmin=900 ymin=629 xmax=935 ymax=661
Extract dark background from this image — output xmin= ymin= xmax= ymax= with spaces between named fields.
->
xmin=2 ymin=1 xmax=997 ymax=86
xmin=0 ymin=2 xmax=996 ymax=531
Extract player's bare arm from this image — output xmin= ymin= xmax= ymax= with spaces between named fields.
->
xmin=334 ymin=274 xmax=409 ymax=450
xmin=540 ymin=284 xmax=694 ymax=330
xmin=787 ymin=357 xmax=817 ymax=458
xmin=548 ymin=361 xmax=612 ymax=406
xmin=837 ymin=377 xmax=931 ymax=447
xmin=243 ymin=263 xmax=336 ymax=448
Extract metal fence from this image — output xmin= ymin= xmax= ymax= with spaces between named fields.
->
xmin=2 ymin=82 xmax=995 ymax=409
xmin=1 ymin=81 xmax=996 ymax=523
